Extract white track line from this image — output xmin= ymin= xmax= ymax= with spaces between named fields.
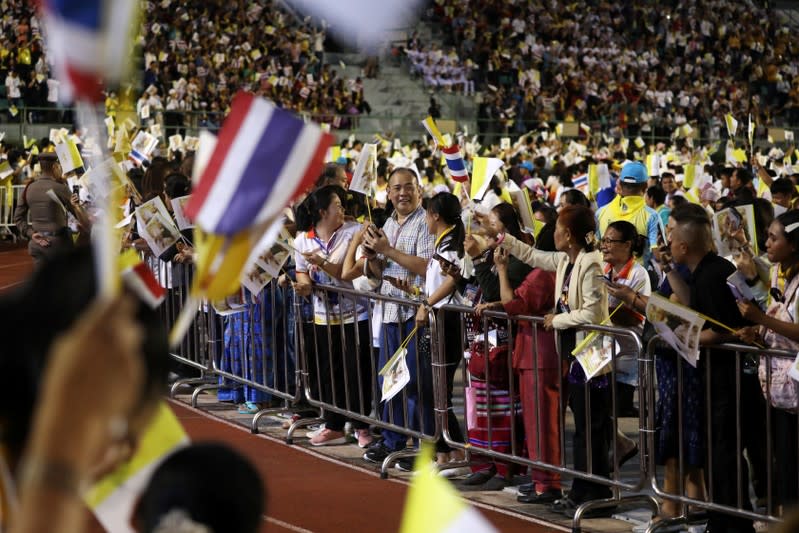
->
xmin=263 ymin=516 xmax=315 ymax=533
xmin=167 ymin=398 xmax=570 ymax=532
xmin=0 ymin=280 xmax=24 ymax=291
xmin=0 ymin=261 xmax=31 ymax=270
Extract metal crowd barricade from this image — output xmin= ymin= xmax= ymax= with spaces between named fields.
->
xmin=0 ymin=185 xmax=26 ymax=238
xmin=434 ymin=303 xmax=658 ymax=533
xmin=295 ymin=283 xmax=441 ymax=477
xmin=644 ymin=337 xmax=798 ymax=531
xmin=148 ymin=261 xmax=215 ymax=398
xmin=209 ymin=282 xmax=305 ymax=432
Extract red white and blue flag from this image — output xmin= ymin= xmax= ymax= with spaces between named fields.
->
xmin=442 ymin=144 xmax=469 ymax=182
xmin=186 ymin=91 xmax=333 ymax=236
xmin=572 ymin=173 xmax=589 ymax=192
xmin=39 ymin=0 xmax=138 ymax=102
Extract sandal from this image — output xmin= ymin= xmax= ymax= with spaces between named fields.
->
xmin=238 ymin=401 xmax=262 ymax=414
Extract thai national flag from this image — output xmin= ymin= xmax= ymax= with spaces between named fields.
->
xmin=122 ymin=262 xmax=166 ymax=309
xmin=572 ymin=173 xmax=589 ymax=192
xmin=442 ymin=144 xmax=469 ymax=182
xmin=185 ymin=91 xmax=333 ymax=236
xmin=39 ymin=0 xmax=138 ymax=102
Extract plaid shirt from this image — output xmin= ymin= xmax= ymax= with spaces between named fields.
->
xmin=379 ymin=205 xmax=434 ymax=323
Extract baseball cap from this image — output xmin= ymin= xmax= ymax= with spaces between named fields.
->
xmin=619 ymin=161 xmax=648 ymax=184
xmin=520 ymin=161 xmax=534 ymax=171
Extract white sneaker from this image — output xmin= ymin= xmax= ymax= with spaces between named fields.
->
xmin=438 ymin=466 xmax=472 ymax=478
xmin=306 ymin=424 xmax=326 ymax=439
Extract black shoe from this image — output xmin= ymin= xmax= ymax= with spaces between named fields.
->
xmin=517 ymin=488 xmax=562 ymax=504
xmin=395 ymin=456 xmax=415 ymax=472
xmin=562 ymin=502 xmax=617 ymax=519
xmin=550 ymin=496 xmax=578 ymax=514
xmin=363 ymin=441 xmax=398 ymax=464
xmin=461 ymin=466 xmax=496 ymax=486
xmin=517 ymin=482 xmax=535 ymax=495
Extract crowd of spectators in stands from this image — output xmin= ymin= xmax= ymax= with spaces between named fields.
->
xmin=414 ymin=0 xmax=799 ymax=141
xmin=0 ymin=0 xmax=371 ymax=130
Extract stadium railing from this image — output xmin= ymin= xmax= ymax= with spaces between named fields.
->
xmin=156 ymin=269 xmax=796 ymax=531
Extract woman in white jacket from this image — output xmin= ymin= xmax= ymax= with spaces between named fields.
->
xmin=495 ymin=204 xmax=612 ymax=517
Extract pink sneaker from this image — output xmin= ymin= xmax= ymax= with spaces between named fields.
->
xmin=309 ymin=428 xmax=347 ymax=446
xmin=354 ymin=429 xmax=374 ymax=448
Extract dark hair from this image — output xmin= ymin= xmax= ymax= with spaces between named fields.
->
xmin=620 ymin=181 xmax=647 ymax=195
xmin=561 ymin=188 xmax=591 ymax=208
xmin=733 ymin=167 xmax=753 ymax=186
xmin=535 ymin=223 xmax=556 ymax=252
xmin=777 ymin=210 xmax=799 ymax=247
xmin=427 ymin=192 xmax=464 ymax=257
xmin=39 ymin=156 xmax=60 ymax=176
xmin=670 ymin=195 xmax=688 ymax=209
xmin=752 ymin=197 xmax=775 ymax=252
xmin=557 ymin=205 xmax=596 ymax=251
xmin=771 ymin=177 xmax=796 ymax=197
xmin=295 ymin=185 xmax=347 ymax=232
xmin=387 ymin=166 xmax=418 ymax=184
xmin=491 ymin=202 xmax=526 ymax=243
xmin=0 ymin=247 xmax=169 ymax=462
xmin=135 ymin=443 xmax=264 ymax=533
xmin=670 ymin=202 xmax=711 ymax=225
xmin=141 ymin=157 xmax=170 ymax=201
xmin=164 ymin=172 xmax=191 ymax=198
xmin=775 ymin=210 xmax=799 ymax=279
xmin=646 ymin=185 xmax=666 ymax=206
xmin=606 ymin=220 xmax=647 ymax=257
xmin=315 ymin=163 xmax=344 ymax=188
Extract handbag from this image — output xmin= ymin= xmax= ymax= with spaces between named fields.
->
xmin=468 ymin=337 xmax=510 ymax=386
xmin=759 ymin=270 xmax=799 ymax=412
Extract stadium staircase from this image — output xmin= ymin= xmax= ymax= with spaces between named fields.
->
xmin=325 ymin=21 xmax=478 ymax=142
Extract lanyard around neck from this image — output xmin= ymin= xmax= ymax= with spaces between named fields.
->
xmin=434 ymin=225 xmax=455 ymax=249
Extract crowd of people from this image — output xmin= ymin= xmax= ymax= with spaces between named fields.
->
xmin=17 ymin=108 xmax=799 ymax=530
xmin=0 ymin=0 xmax=371 ymax=131
xmin=413 ymin=0 xmax=799 ymax=141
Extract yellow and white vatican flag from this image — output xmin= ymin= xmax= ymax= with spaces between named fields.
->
xmin=399 ymin=445 xmax=497 ymax=533
xmin=725 ymin=113 xmax=738 ymax=138
xmin=470 ymin=157 xmax=503 ymax=201
xmin=84 ymin=403 xmax=189 ymax=533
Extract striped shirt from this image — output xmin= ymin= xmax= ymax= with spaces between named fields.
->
xmin=379 ymin=205 xmax=435 ymax=323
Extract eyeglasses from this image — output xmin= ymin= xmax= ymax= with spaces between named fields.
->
xmin=600 ymin=238 xmax=628 ymax=245
xmin=390 ymin=183 xmax=417 ymax=193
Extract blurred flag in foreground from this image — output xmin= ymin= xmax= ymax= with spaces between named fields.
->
xmin=186 ymin=91 xmax=333 ymax=236
xmin=399 ymin=444 xmax=496 ymax=533
xmin=39 ymin=0 xmax=139 ymax=103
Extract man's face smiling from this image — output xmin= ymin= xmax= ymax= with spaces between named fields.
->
xmin=387 ymin=170 xmax=420 ymax=216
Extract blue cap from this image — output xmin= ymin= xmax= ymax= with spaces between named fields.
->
xmin=619 ymin=161 xmax=648 ymax=184
xmin=520 ymin=161 xmax=534 ymax=171
xmin=336 ymin=156 xmax=348 ymax=164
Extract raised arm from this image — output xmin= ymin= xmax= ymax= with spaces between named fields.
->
xmin=499 ymin=233 xmax=563 ymax=272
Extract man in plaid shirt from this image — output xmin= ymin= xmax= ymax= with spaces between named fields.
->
xmin=361 ymin=167 xmax=435 ymax=466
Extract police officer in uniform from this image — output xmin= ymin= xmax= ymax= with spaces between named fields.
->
xmin=13 ymin=152 xmax=73 ymax=266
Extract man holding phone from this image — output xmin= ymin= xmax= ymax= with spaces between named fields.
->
xmin=360 ymin=167 xmax=435 ymax=467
